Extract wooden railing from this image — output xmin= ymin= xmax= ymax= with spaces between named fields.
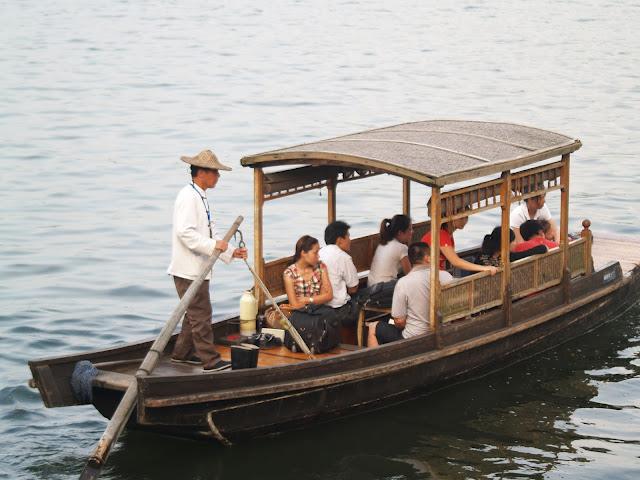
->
xmin=263 ymin=229 xmax=589 ymax=318
xmin=440 ymin=237 xmax=590 ymax=322
xmin=441 ymin=270 xmax=503 ymax=321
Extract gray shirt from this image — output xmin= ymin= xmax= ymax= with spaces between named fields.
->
xmin=391 ymin=265 xmax=454 ymax=339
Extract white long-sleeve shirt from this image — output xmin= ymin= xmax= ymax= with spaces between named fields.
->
xmin=167 ymin=183 xmax=233 ymax=280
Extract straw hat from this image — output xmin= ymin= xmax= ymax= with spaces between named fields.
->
xmin=180 ymin=150 xmax=232 ymax=171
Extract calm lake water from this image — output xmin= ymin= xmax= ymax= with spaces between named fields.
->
xmin=1 ymin=1 xmax=639 ymax=479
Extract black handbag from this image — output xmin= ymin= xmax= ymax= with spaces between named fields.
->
xmin=284 ymin=304 xmax=340 ymax=354
xmin=359 ymin=279 xmax=397 ymax=308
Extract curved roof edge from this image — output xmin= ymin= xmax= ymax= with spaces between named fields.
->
xmin=241 ymin=120 xmax=582 ymax=186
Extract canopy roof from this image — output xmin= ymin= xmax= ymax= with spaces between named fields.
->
xmin=241 ymin=120 xmax=581 ymax=186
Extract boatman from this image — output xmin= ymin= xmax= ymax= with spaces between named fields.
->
xmin=167 ymin=150 xmax=247 ymax=372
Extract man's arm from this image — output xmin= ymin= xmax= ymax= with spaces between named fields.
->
xmin=548 ymin=217 xmax=560 ymax=243
xmin=392 ymin=316 xmax=407 ymax=329
xmin=344 ymin=256 xmax=359 ymax=295
xmin=390 ymin=281 xmax=407 ymax=330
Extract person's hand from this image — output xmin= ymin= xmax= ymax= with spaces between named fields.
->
xmin=215 ymin=240 xmax=229 ymax=251
xmin=233 ymin=247 xmax=248 ymax=259
xmin=487 ymin=266 xmax=498 ymax=276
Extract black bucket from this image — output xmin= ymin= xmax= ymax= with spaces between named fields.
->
xmin=231 ymin=343 xmax=260 ymax=370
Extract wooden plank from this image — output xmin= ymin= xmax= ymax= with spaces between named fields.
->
xmin=560 ymin=154 xmax=570 ymax=302
xmin=254 ymin=168 xmax=265 ymax=308
xmin=403 ymin=178 xmax=410 ymax=216
xmin=429 ymin=187 xmax=441 ymax=344
xmin=327 ymin=175 xmax=336 ymax=223
xmin=500 ymin=171 xmax=512 ymax=326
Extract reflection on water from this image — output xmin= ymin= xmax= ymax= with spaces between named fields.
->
xmin=2 ymin=0 xmax=640 ymax=478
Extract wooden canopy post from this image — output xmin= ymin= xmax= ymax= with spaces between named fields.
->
xmin=560 ymin=154 xmax=571 ymax=302
xmin=429 ymin=187 xmax=441 ymax=347
xmin=327 ymin=174 xmax=337 ymax=224
xmin=254 ymin=168 xmax=265 ymax=308
xmin=500 ymin=171 xmax=512 ymax=326
xmin=403 ymin=178 xmax=411 ymax=216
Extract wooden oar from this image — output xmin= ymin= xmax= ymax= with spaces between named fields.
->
xmin=79 ymin=216 xmax=244 ymax=480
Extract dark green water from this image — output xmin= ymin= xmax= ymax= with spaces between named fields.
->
xmin=2 ymin=1 xmax=640 ymax=478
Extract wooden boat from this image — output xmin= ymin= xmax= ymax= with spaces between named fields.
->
xmin=29 ymin=120 xmax=640 ymax=446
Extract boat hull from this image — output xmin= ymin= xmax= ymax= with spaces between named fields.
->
xmin=85 ymin=262 xmax=639 ymax=444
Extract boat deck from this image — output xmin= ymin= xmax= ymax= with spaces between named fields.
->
xmin=93 ymin=344 xmax=359 ymax=388
xmin=592 ymin=234 xmax=640 ymax=275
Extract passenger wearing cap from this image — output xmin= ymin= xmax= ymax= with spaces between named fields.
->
xmin=167 ymin=150 xmax=247 ymax=372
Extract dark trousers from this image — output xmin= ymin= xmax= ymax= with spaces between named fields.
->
xmin=334 ymin=299 xmax=360 ymax=327
xmin=172 ymin=276 xmax=220 ymax=364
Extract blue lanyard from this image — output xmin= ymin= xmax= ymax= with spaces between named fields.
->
xmin=190 ymin=183 xmax=212 ymax=239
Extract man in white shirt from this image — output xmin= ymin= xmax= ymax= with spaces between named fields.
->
xmin=319 ymin=221 xmax=360 ymax=327
xmin=167 ymin=150 xmax=246 ymax=372
xmin=510 ymin=193 xmax=559 ymax=243
xmin=368 ymin=242 xmax=453 ymax=346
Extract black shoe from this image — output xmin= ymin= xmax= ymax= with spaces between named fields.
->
xmin=203 ymin=359 xmax=231 ymax=372
xmin=171 ymin=355 xmax=203 ymax=365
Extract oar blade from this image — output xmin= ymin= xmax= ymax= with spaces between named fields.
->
xmin=79 ymin=459 xmax=102 ymax=480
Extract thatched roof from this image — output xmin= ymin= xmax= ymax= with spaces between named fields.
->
xmin=241 ymin=120 xmax=581 ymax=186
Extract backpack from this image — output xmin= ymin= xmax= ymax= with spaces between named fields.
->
xmin=284 ymin=304 xmax=340 ymax=354
xmin=359 ymin=279 xmax=397 ymax=308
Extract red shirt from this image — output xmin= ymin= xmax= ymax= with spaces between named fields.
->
xmin=421 ymin=229 xmax=455 ymax=270
xmin=513 ymin=236 xmax=558 ymax=253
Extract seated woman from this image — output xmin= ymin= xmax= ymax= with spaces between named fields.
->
xmin=476 ymin=226 xmax=547 ymax=266
xmin=283 ymin=235 xmax=333 ymax=309
xmin=367 ymin=214 xmax=413 ymax=287
xmin=421 ymin=208 xmax=497 ymax=276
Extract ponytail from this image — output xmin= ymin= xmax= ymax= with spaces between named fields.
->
xmin=379 ymin=214 xmax=412 ymax=245
xmin=379 ymin=218 xmax=392 ymax=245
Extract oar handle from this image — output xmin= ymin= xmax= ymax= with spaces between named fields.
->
xmin=79 ymin=216 xmax=244 ymax=480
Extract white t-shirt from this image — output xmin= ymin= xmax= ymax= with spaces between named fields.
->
xmin=367 ymin=239 xmax=409 ymax=287
xmin=319 ymin=244 xmax=359 ymax=308
xmin=391 ymin=265 xmax=453 ymax=339
xmin=510 ymin=203 xmax=552 ymax=230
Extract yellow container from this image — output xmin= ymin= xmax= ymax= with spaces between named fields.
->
xmin=239 ymin=290 xmax=258 ymax=336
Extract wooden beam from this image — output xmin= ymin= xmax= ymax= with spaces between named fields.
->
xmin=327 ymin=175 xmax=336 ymax=224
xmin=403 ymin=178 xmax=411 ymax=216
xmin=254 ymin=168 xmax=265 ymax=308
xmin=500 ymin=171 xmax=512 ymax=326
xmin=429 ymin=187 xmax=441 ymax=347
xmin=560 ymin=154 xmax=570 ymax=302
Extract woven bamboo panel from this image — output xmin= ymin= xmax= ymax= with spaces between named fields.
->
xmin=441 ymin=271 xmax=503 ymax=322
xmin=510 ymin=260 xmax=537 ymax=297
xmin=441 ymin=281 xmax=473 ymax=319
xmin=538 ymin=249 xmax=562 ymax=284
xmin=568 ymin=238 xmax=586 ymax=276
